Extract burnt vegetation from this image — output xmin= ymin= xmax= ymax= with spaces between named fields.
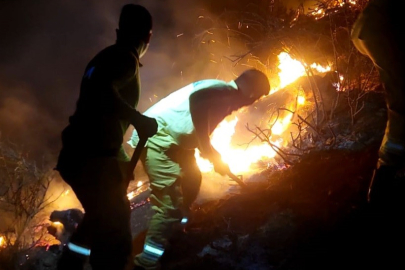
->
xmin=191 ymin=0 xmax=384 ymax=164
xmin=0 ymin=138 xmax=61 ymax=270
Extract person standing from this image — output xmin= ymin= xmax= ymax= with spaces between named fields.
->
xmin=351 ymin=1 xmax=404 ymax=268
xmin=128 ymin=69 xmax=270 ymax=270
xmin=351 ymin=0 xmax=405 ymax=205
xmin=55 ymin=4 xmax=157 ymax=270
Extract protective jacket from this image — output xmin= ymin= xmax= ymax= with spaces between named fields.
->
xmin=129 ymin=79 xmax=239 ymax=152
xmin=58 ymin=42 xmax=142 ymax=164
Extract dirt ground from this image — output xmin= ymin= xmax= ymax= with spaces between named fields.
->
xmin=159 ymin=143 xmax=394 ymax=270
xmin=98 ymin=142 xmax=402 ymax=270
xmin=127 ymin=141 xmax=404 ymax=270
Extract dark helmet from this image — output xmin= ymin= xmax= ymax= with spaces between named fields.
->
xmin=119 ymin=4 xmax=152 ymax=39
xmin=235 ymin=69 xmax=270 ymax=100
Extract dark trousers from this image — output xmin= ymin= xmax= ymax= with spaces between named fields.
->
xmin=57 ymin=155 xmax=132 ymax=270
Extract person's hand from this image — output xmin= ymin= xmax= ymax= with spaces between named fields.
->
xmin=207 ymin=150 xmax=230 ymax=176
xmin=213 ymin=159 xmax=231 ymax=176
xmin=135 ymin=114 xmax=158 ymax=140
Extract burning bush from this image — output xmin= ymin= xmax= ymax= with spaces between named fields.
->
xmin=0 ymin=138 xmax=59 ymax=269
xmin=190 ymin=0 xmax=382 ymax=174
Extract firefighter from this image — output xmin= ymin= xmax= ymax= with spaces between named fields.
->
xmin=55 ymin=4 xmax=158 ymax=270
xmin=351 ymin=0 xmax=405 ymax=206
xmin=128 ymin=69 xmax=270 ymax=270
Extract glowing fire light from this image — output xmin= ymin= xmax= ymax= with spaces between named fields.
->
xmin=308 ymin=0 xmax=358 ymax=19
xmin=333 ymin=74 xmax=345 ymax=91
xmin=276 ymin=52 xmax=331 ymax=91
xmin=272 ymin=114 xmax=293 ymax=136
xmin=0 ymin=236 xmax=5 ymax=248
xmin=276 ymin=52 xmax=307 ymax=90
xmin=127 ymin=181 xmax=144 ymax=200
xmin=195 ymin=117 xmax=277 ymax=174
xmin=127 ymin=191 xmax=136 ymax=200
xmin=310 ymin=63 xmax=331 ymax=73
xmin=195 ymin=52 xmax=331 ymax=175
xmin=297 ymin=95 xmax=305 ymax=105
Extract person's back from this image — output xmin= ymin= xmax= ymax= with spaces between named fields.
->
xmin=130 ymin=79 xmax=237 ymax=150
xmin=62 ymin=43 xmax=141 ymax=159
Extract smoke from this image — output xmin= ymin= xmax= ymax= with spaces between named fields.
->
xmin=0 ymin=0 xmax=226 ymax=157
xmin=0 ymin=0 xmax=223 ymax=210
xmin=0 ymin=0 xmax=108 ymax=159
xmin=0 ymin=0 xmax=314 ymax=209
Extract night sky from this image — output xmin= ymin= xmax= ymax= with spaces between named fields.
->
xmin=0 ymin=0 xmax=309 ymax=161
xmin=0 ymin=0 xmax=202 ymax=160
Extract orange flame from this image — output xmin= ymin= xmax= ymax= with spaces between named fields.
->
xmin=0 ymin=236 xmax=5 ymax=248
xmin=127 ymin=181 xmax=145 ymax=200
xmin=195 ymin=118 xmax=277 ymax=174
xmin=195 ymin=52 xmax=331 ymax=174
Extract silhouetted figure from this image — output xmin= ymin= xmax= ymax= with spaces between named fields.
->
xmin=54 ymin=4 xmax=157 ymax=270
xmin=351 ymin=0 xmax=405 ymax=268
xmin=351 ymin=0 xmax=405 ymax=206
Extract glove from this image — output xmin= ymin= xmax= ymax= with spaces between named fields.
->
xmin=133 ymin=112 xmax=158 ymax=140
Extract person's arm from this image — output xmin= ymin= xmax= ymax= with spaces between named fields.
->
xmin=189 ymin=89 xmax=214 ymax=158
xmin=189 ymin=88 xmax=231 ymax=175
xmin=94 ymin=51 xmax=157 ymax=138
xmin=98 ymin=52 xmax=141 ymax=120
